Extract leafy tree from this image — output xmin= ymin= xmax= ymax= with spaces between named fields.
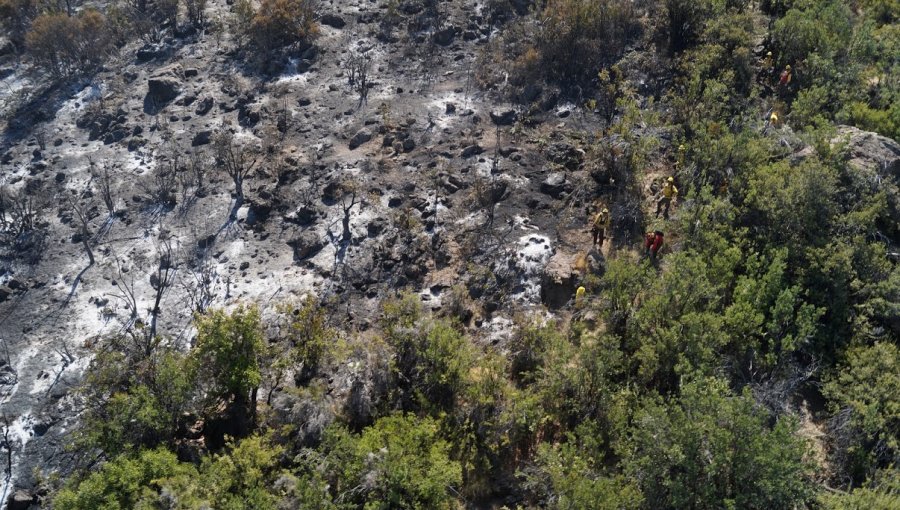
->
xmin=191 ymin=305 xmax=265 ymax=426
xmin=618 ymin=377 xmax=812 ymax=509
xmin=823 ymin=342 xmax=900 ymax=482
xmin=383 ymin=307 xmax=474 ymax=414
xmin=819 ymin=469 xmax=900 ymax=509
xmin=76 ymin=348 xmax=194 ymax=457
xmin=522 ymin=421 xmax=643 ymax=509
xmin=320 ymin=414 xmax=463 ymax=509
xmin=54 ymin=448 xmax=198 ymax=510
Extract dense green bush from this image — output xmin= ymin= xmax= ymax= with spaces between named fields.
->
xmin=619 ymin=377 xmax=812 ymax=509
xmin=318 ymin=414 xmax=462 ymax=509
xmin=823 ymin=342 xmax=899 ymax=481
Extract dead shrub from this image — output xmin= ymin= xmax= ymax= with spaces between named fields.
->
xmin=248 ymin=0 xmax=317 ymax=55
xmin=25 ymin=9 xmax=114 ymax=78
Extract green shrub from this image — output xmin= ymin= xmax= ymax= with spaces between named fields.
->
xmin=320 ymin=414 xmax=462 ymax=509
xmin=191 ymin=305 xmax=265 ymax=415
xmin=619 ymin=377 xmax=812 ymax=509
xmin=823 ymin=342 xmax=899 ymax=481
xmin=54 ymin=448 xmax=197 ymax=510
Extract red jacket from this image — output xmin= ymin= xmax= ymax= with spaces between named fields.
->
xmin=779 ymin=69 xmax=792 ymax=86
xmin=645 ymin=232 xmax=664 ymax=253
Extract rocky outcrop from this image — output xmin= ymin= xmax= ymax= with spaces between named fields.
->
xmin=832 ymin=125 xmax=900 ymax=179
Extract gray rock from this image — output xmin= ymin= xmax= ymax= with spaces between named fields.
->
xmin=460 ymin=144 xmax=484 ymax=158
xmin=195 ymin=97 xmax=214 ymax=115
xmin=540 ymin=172 xmax=571 ymax=198
xmin=320 ymin=13 xmax=346 ymax=28
xmin=540 ymin=252 xmax=578 ymax=309
xmin=147 ymin=75 xmax=181 ymax=104
xmin=546 ymin=142 xmax=583 ymax=170
xmin=192 ymin=130 xmax=212 ymax=146
xmin=832 ymin=125 xmax=900 ymax=179
xmin=349 ymin=129 xmax=373 ymax=150
xmin=490 ymin=109 xmax=517 ymax=125
xmin=7 ymin=489 xmax=35 ymax=510
xmin=288 ymin=231 xmax=325 ymax=261
xmin=434 ymin=26 xmax=457 ymax=46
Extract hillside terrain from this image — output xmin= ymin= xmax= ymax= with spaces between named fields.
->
xmin=0 ymin=0 xmax=898 ymax=508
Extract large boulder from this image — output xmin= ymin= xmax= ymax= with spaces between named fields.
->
xmin=490 ymin=109 xmax=517 ymax=126
xmin=540 ymin=252 xmax=578 ymax=309
xmin=349 ymin=129 xmax=373 ymax=150
xmin=832 ymin=125 xmax=900 ymax=180
xmin=7 ymin=489 xmax=36 ymax=510
xmin=540 ymin=172 xmax=572 ymax=198
xmin=146 ymin=66 xmax=182 ymax=111
xmin=320 ymin=13 xmax=346 ymax=28
xmin=288 ymin=231 xmax=325 ymax=262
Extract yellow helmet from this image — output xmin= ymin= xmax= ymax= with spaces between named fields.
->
xmin=602 ymin=208 xmax=609 ymax=214
xmin=785 ymin=64 xmax=791 ymax=70
xmin=766 ymin=51 xmax=772 ymax=57
xmin=667 ymin=176 xmax=675 ymax=183
xmin=678 ymin=144 xmax=686 ymax=151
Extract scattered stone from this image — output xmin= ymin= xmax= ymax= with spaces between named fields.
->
xmin=192 ymin=130 xmax=213 ymax=146
xmin=540 ymin=172 xmax=571 ymax=198
xmin=320 ymin=13 xmax=346 ymax=28
xmin=288 ymin=232 xmax=325 ymax=261
xmin=490 ymin=109 xmax=517 ymax=125
xmin=184 ymin=68 xmax=199 ymax=77
xmin=195 ymin=97 xmax=214 ymax=115
xmin=460 ymin=144 xmax=484 ymax=158
xmin=446 ymin=102 xmax=456 ymax=114
xmin=349 ymin=129 xmax=373 ymax=150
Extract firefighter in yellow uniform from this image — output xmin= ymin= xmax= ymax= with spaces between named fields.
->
xmin=656 ymin=177 xmax=678 ymax=219
xmin=575 ymin=286 xmax=586 ymax=308
xmin=591 ymin=207 xmax=611 ymax=247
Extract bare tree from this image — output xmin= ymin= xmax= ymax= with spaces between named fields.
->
xmin=340 ymin=187 xmax=360 ymax=245
xmin=68 ymin=191 xmax=95 ymax=266
xmin=214 ymin=132 xmax=260 ymax=220
xmin=1 ymin=415 xmax=12 ymax=484
xmin=347 ymin=50 xmax=372 ymax=104
xmin=181 ymin=256 xmax=219 ymax=315
xmin=147 ymin=239 xmax=178 ymax=343
xmin=90 ymin=160 xmax=116 ymax=217
xmin=109 ymin=254 xmax=140 ymax=326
